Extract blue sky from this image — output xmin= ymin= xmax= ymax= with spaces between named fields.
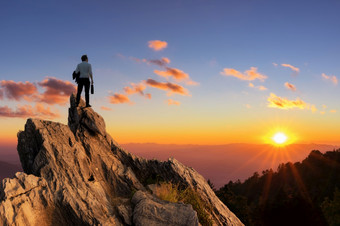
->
xmin=1 ymin=0 xmax=340 ymax=145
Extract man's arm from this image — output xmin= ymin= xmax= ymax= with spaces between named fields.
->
xmin=89 ymin=64 xmax=93 ymax=84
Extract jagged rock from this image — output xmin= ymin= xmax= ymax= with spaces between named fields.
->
xmin=117 ymin=203 xmax=133 ymax=225
xmin=132 ymin=190 xmax=199 ymax=226
xmin=0 ymin=94 xmax=244 ymax=226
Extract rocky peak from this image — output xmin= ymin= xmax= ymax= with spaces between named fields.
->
xmin=0 ymin=94 xmax=243 ymax=226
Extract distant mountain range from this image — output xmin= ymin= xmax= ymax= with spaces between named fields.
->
xmin=121 ymin=143 xmax=339 ymax=188
xmin=1 ymin=142 xmax=339 ymax=188
xmin=0 ymin=160 xmax=22 ymax=181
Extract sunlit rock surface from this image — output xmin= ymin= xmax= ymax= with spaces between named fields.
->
xmin=0 ymin=94 xmax=243 ymax=226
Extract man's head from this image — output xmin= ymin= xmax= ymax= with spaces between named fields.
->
xmin=81 ymin=55 xmax=88 ymax=62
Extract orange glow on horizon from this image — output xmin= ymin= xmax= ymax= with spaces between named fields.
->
xmin=263 ymin=127 xmax=297 ymax=147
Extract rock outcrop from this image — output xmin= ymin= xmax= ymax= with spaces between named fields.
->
xmin=0 ymin=94 xmax=243 ymax=226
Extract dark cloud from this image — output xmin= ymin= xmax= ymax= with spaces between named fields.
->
xmin=0 ymin=80 xmax=37 ymax=101
xmin=38 ymin=77 xmax=76 ymax=105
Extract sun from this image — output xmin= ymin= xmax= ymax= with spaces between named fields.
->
xmin=272 ymin=132 xmax=287 ymax=144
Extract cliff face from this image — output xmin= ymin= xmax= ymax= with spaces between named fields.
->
xmin=0 ymin=95 xmax=243 ymax=226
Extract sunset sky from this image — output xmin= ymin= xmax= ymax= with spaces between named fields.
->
xmin=1 ymin=0 xmax=340 ymax=146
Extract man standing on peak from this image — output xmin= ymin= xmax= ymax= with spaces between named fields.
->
xmin=75 ymin=55 xmax=94 ymax=107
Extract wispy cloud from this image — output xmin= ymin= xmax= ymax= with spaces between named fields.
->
xmin=149 ymin=57 xmax=170 ymax=67
xmin=131 ymin=55 xmax=198 ymax=86
xmin=257 ymin=85 xmax=267 ymax=91
xmin=124 ymin=82 xmax=151 ymax=98
xmin=130 ymin=57 xmax=147 ymax=64
xmin=153 ymin=66 xmax=198 ymax=86
xmin=284 ymin=82 xmax=297 ymax=91
xmin=145 ymin=79 xmax=189 ymax=96
xmin=221 ymin=67 xmax=267 ymax=82
xmin=148 ymin=40 xmax=168 ymax=51
xmin=109 ymin=93 xmax=132 ymax=104
xmin=0 ymin=104 xmax=59 ymax=119
xmin=131 ymin=57 xmax=170 ymax=67
xmin=322 ymin=73 xmax=338 ymax=85
xmin=116 ymin=53 xmax=126 ymax=59
xmin=267 ymin=93 xmax=316 ymax=112
xmin=281 ymin=64 xmax=300 ymax=73
xmin=154 ymin=67 xmax=189 ymax=81
xmin=167 ymin=99 xmax=180 ymax=106
xmin=37 ymin=77 xmax=76 ymax=105
xmin=248 ymin=82 xmax=267 ymax=91
xmin=100 ymin=106 xmax=112 ymax=111
xmin=35 ymin=103 xmax=60 ymax=118
xmin=0 ymin=105 xmax=33 ymax=118
xmin=0 ymin=80 xmax=37 ymax=101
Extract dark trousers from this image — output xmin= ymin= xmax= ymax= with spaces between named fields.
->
xmin=76 ymin=78 xmax=90 ymax=106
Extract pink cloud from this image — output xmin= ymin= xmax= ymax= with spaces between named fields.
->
xmin=149 ymin=57 xmax=171 ymax=67
xmin=154 ymin=67 xmax=189 ymax=81
xmin=257 ymin=85 xmax=267 ymax=91
xmin=281 ymin=64 xmax=300 ymax=73
xmin=322 ymin=73 xmax=338 ymax=85
xmin=35 ymin=103 xmax=60 ymax=119
xmin=124 ymin=83 xmax=145 ymax=95
xmin=284 ymin=82 xmax=297 ymax=91
xmin=0 ymin=80 xmax=37 ymax=101
xmin=0 ymin=104 xmax=59 ymax=119
xmin=131 ymin=57 xmax=170 ymax=67
xmin=0 ymin=89 xmax=3 ymax=100
xmin=221 ymin=67 xmax=267 ymax=82
xmin=0 ymin=105 xmax=34 ymax=118
xmin=37 ymin=77 xmax=76 ymax=105
xmin=148 ymin=40 xmax=168 ymax=51
xmin=131 ymin=57 xmax=198 ymax=85
xmin=130 ymin=57 xmax=148 ymax=63
xmin=248 ymin=83 xmax=267 ymax=91
xmin=145 ymin=79 xmax=189 ymax=96
xmin=167 ymin=99 xmax=180 ymax=106
xmin=109 ymin=93 xmax=132 ymax=104
xmin=145 ymin=93 xmax=152 ymax=99
xmin=100 ymin=106 xmax=112 ymax=111
xmin=123 ymin=82 xmax=152 ymax=99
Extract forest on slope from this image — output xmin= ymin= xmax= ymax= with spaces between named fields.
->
xmin=215 ymin=150 xmax=340 ymax=226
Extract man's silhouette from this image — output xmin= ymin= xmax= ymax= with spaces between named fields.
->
xmin=75 ymin=55 xmax=94 ymax=107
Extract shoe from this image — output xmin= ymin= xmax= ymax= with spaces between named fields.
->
xmin=86 ymin=104 xmax=92 ymax=108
